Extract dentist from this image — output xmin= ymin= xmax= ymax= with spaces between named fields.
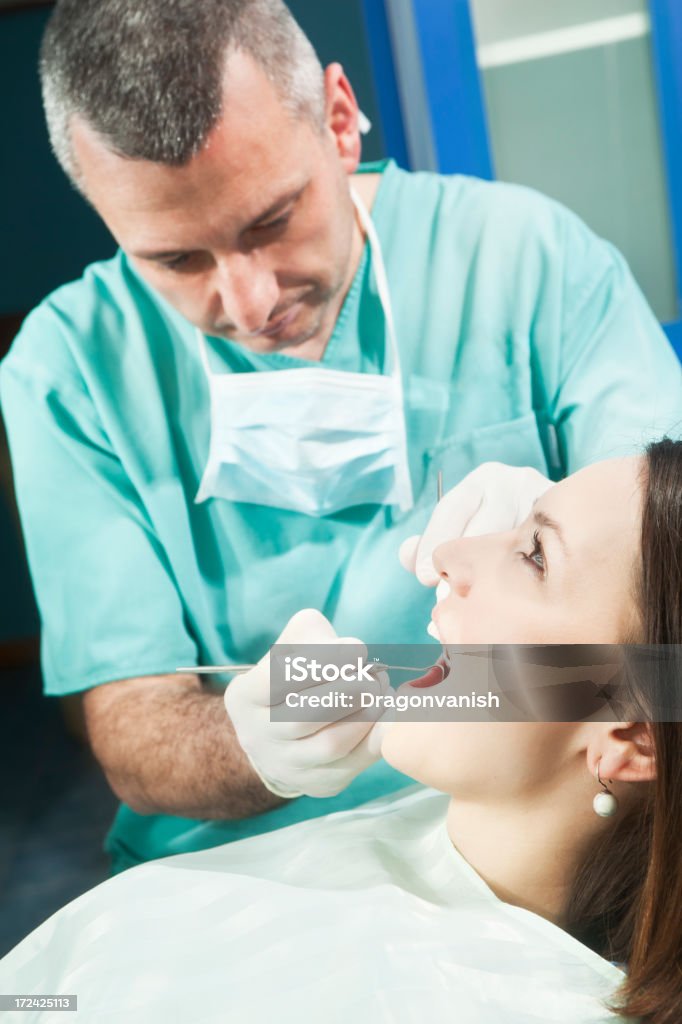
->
xmin=2 ymin=0 xmax=680 ymax=870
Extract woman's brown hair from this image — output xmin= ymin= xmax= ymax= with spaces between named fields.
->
xmin=566 ymin=438 xmax=682 ymax=1024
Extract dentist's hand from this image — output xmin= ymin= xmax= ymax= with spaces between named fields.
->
xmin=400 ymin=462 xmax=553 ymax=585
xmin=224 ymin=609 xmax=389 ymax=799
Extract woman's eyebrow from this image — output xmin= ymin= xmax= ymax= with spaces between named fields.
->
xmin=533 ymin=509 xmax=567 ymax=554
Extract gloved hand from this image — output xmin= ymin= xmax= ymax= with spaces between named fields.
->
xmin=400 ymin=462 xmax=553 ymax=585
xmin=224 ymin=609 xmax=390 ymax=799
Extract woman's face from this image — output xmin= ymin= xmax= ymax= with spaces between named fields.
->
xmin=432 ymin=456 xmax=643 ymax=646
xmin=382 ymin=456 xmax=645 ymax=795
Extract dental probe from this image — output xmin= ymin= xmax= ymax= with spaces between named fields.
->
xmin=179 ymin=471 xmax=447 ymax=678
xmin=176 ymin=662 xmax=430 ymax=676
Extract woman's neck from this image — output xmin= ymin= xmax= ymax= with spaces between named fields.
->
xmin=445 ymin=791 xmax=605 ymax=927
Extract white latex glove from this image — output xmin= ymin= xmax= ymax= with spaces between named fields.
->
xmin=399 ymin=462 xmax=553 ymax=585
xmin=224 ymin=609 xmax=390 ymax=800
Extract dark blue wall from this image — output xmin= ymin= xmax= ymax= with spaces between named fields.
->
xmin=0 ymin=7 xmax=116 ymax=315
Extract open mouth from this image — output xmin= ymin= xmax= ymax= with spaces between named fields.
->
xmin=408 ymin=656 xmax=451 ymax=689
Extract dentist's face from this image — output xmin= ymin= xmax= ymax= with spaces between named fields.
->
xmin=69 ymin=53 xmax=362 ymax=361
xmin=382 ymin=457 xmax=645 ymax=796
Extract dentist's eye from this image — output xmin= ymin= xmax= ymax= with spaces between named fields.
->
xmin=522 ymin=530 xmax=546 ymax=576
xmin=158 ymin=253 xmax=193 ymax=271
xmin=254 ymin=211 xmax=293 ymax=233
xmin=251 ymin=203 xmax=296 ymax=238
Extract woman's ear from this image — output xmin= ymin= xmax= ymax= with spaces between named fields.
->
xmin=589 ymin=722 xmax=656 ymax=784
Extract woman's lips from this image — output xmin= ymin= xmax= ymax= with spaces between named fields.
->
xmin=409 ymin=657 xmax=450 ymax=688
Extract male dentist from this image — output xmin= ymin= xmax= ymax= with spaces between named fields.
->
xmin=2 ymin=0 xmax=680 ymax=871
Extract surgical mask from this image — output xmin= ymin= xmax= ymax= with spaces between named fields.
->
xmin=194 ymin=189 xmax=414 ymax=518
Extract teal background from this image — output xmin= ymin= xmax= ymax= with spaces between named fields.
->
xmin=0 ymin=6 xmax=115 ymax=316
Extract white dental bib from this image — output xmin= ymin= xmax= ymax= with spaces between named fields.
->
xmin=194 ymin=190 xmax=413 ymax=517
xmin=1 ymin=787 xmax=629 ymax=1023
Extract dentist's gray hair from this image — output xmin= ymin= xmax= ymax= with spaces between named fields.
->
xmin=40 ymin=0 xmax=326 ymax=187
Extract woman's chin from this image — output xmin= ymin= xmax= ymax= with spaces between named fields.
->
xmin=380 ymin=721 xmax=436 ymax=784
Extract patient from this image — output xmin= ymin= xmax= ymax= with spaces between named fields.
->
xmin=1 ymin=440 xmax=680 ymax=1024
xmin=383 ymin=438 xmax=682 ymax=1024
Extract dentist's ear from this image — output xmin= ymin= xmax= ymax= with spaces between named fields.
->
xmin=323 ymin=63 xmax=361 ymax=172
xmin=588 ymin=722 xmax=656 ymax=785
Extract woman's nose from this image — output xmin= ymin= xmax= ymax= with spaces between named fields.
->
xmin=432 ymin=540 xmax=473 ymax=598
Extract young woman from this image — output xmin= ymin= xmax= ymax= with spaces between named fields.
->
xmin=382 ymin=438 xmax=682 ymax=1024
xmin=1 ymin=441 xmax=680 ymax=1024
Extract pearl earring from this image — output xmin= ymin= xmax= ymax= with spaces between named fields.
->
xmin=593 ymin=762 xmax=618 ymax=818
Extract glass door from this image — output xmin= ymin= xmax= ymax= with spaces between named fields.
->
xmin=468 ymin=0 xmax=678 ymax=323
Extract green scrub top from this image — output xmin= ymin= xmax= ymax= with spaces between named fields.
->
xmin=2 ymin=160 xmax=680 ymax=871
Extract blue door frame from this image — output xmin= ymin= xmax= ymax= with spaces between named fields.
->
xmin=361 ymin=0 xmax=682 ymax=361
xmin=361 ymin=0 xmax=492 ymax=178
xmin=650 ymin=0 xmax=682 ymax=357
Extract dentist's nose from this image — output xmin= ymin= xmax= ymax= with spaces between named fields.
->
xmin=214 ymin=253 xmax=279 ymax=334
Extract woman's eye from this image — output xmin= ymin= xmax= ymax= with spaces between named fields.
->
xmin=522 ymin=530 xmax=546 ymax=576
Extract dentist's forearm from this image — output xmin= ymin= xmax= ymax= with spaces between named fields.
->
xmin=82 ymin=673 xmax=285 ymax=817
